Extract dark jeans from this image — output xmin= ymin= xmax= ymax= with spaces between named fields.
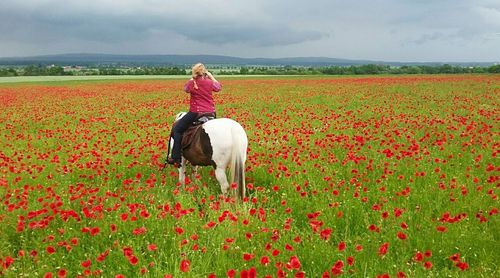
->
xmin=171 ymin=112 xmax=199 ymax=161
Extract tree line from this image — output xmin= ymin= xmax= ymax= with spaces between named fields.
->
xmin=0 ymin=65 xmax=187 ymax=77
xmin=233 ymin=64 xmax=500 ymax=75
xmin=1 ymin=64 xmax=499 ymax=77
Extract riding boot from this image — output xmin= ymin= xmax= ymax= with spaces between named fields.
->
xmin=171 ymin=132 xmax=183 ymax=165
xmin=170 ymin=111 xmax=198 ymax=167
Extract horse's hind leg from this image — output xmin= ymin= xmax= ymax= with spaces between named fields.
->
xmin=215 ymin=167 xmax=230 ymax=195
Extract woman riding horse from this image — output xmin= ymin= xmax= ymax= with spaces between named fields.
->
xmin=167 ymin=63 xmax=221 ymax=168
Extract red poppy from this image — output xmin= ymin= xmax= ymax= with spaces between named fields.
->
xmin=295 ymin=271 xmax=305 ymax=278
xmin=180 ymin=259 xmax=190 ymax=272
xmin=397 ymin=232 xmax=407 ymax=240
xmin=147 ymin=244 xmax=157 ymax=251
xmin=133 ymin=227 xmax=147 ymax=235
xmin=437 ymin=226 xmax=447 ymax=232
xmin=81 ymin=259 xmax=91 ymax=268
xmin=46 ymin=246 xmax=56 ymax=254
xmin=240 ymin=267 xmax=256 ymax=278
xmin=57 ymin=269 xmax=67 ymax=278
xmin=423 ymin=261 xmax=433 ymax=269
xmin=243 ymin=253 xmax=255 ymax=261
xmin=338 ymin=241 xmax=346 ymax=251
xmin=355 ymin=244 xmax=363 ymax=252
xmin=449 ymin=253 xmax=461 ymax=262
xmin=347 ymin=256 xmax=354 ymax=266
xmin=260 ymin=256 xmax=270 ymax=266
xmin=175 ymin=227 xmax=184 ymax=235
xmin=414 ymin=251 xmax=423 ymax=262
xmin=129 ymin=256 xmax=139 ymax=265
xmin=287 ymin=256 xmax=301 ymax=270
xmin=331 ymin=260 xmax=344 ymax=276
xmin=227 ymin=269 xmax=236 ymax=278
xmin=378 ymin=243 xmax=389 ymax=256
xmin=456 ymin=261 xmax=469 ymax=271
xmin=90 ymin=227 xmax=100 ymax=236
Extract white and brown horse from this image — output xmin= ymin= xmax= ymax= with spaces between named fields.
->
xmin=169 ymin=112 xmax=248 ymax=198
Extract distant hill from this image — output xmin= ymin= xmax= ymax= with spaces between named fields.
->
xmin=0 ymin=53 xmax=495 ymax=67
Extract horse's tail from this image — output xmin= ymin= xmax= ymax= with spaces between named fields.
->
xmin=229 ymin=122 xmax=248 ymax=199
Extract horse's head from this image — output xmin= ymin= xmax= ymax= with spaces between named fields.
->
xmin=175 ymin=112 xmax=187 ymax=122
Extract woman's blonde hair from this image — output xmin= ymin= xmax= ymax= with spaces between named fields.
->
xmin=191 ymin=63 xmax=207 ymax=89
xmin=192 ymin=63 xmax=206 ymax=78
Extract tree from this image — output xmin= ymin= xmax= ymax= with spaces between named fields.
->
xmin=0 ymin=68 xmax=18 ymax=77
xmin=239 ymin=67 xmax=249 ymax=74
xmin=47 ymin=66 xmax=65 ymax=76
xmin=23 ymin=65 xmax=44 ymax=76
xmin=487 ymin=64 xmax=500 ymax=73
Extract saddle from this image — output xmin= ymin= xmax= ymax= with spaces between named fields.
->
xmin=192 ymin=113 xmax=216 ymax=126
xmin=178 ymin=113 xmax=216 ymax=149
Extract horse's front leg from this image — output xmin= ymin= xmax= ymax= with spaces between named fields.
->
xmin=191 ymin=166 xmax=199 ymax=181
xmin=178 ymin=158 xmax=187 ymax=186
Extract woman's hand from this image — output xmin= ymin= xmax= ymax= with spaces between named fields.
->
xmin=205 ymin=71 xmax=218 ymax=82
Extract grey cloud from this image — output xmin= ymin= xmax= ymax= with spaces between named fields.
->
xmin=412 ymin=32 xmax=447 ymax=45
xmin=0 ymin=0 xmax=499 ymax=61
xmin=178 ymin=24 xmax=325 ymax=46
xmin=386 ymin=0 xmax=500 ymax=47
xmin=0 ymin=0 xmax=326 ymax=47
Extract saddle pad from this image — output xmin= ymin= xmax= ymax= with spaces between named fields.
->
xmin=181 ymin=125 xmax=203 ymax=149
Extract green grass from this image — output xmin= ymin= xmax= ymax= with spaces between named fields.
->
xmin=0 ymin=75 xmax=498 ymax=277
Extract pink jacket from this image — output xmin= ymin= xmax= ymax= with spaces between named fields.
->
xmin=183 ymin=77 xmax=221 ymax=113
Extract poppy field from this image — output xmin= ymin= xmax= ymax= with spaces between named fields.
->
xmin=0 ymin=75 xmax=498 ymax=277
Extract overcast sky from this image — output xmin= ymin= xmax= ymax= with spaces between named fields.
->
xmin=1 ymin=0 xmax=499 ymax=62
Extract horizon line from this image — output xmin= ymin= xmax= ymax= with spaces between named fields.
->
xmin=0 ymin=52 xmax=498 ymax=64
